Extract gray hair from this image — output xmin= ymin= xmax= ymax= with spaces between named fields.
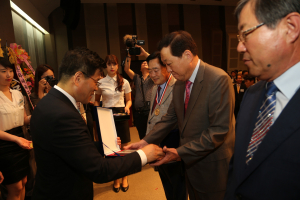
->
xmin=235 ymin=0 xmax=300 ymax=29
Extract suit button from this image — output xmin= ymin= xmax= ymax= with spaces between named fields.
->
xmin=235 ymin=194 xmax=242 ymax=200
xmin=148 ymin=121 xmax=151 ymax=124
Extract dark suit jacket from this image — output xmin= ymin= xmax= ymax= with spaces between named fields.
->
xmin=144 ymin=60 xmax=235 ymax=197
xmin=225 ymin=81 xmax=300 ymax=200
xmin=31 ymin=88 xmax=141 ymax=200
xmin=233 ymin=83 xmax=247 ymax=118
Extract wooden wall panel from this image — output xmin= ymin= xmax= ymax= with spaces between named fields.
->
xmin=145 ymin=4 xmax=162 ymax=54
xmin=167 ymin=4 xmax=180 ymax=32
xmin=183 ymin=5 xmax=202 ymax=59
xmin=84 ymin=3 xmax=107 ymax=59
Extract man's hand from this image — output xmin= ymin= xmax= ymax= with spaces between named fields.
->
xmin=150 ymin=146 xmax=181 ymax=166
xmin=124 ymin=139 xmax=148 ymax=150
xmin=136 ymin=45 xmax=150 ymax=57
xmin=0 ymin=171 xmax=4 ymax=184
xmin=141 ymin=144 xmax=165 ymax=163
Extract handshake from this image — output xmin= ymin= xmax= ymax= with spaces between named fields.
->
xmin=124 ymin=140 xmax=181 ymax=166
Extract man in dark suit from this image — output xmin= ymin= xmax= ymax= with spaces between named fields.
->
xmin=30 ymin=47 xmax=164 ymax=200
xmin=233 ymin=75 xmax=247 ymax=118
xmin=126 ymin=31 xmax=235 ymax=200
xmin=224 ymin=0 xmax=300 ymax=199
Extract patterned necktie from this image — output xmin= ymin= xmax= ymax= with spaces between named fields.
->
xmin=184 ymin=80 xmax=192 ymax=116
xmin=151 ymin=86 xmax=161 ymax=114
xmin=246 ymin=81 xmax=278 ymax=164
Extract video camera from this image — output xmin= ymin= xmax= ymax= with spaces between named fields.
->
xmin=123 ymin=35 xmax=145 ymax=55
xmin=44 ymin=76 xmax=58 ymax=87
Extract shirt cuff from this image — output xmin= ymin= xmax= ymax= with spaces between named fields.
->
xmin=137 ymin=149 xmax=147 ymax=166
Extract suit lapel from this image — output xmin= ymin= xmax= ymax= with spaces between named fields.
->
xmin=177 ymin=81 xmax=185 ymax=131
xmin=240 ymin=87 xmax=300 ymax=184
xmin=149 ymin=85 xmax=158 ymax=121
xmin=161 ymin=76 xmax=175 ymax=105
xmin=182 ymin=61 xmax=205 ymax=132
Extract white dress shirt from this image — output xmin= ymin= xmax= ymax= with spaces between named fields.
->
xmin=95 ymin=75 xmax=131 ymax=108
xmin=0 ymin=89 xmax=24 ymax=131
xmin=53 ymin=85 xmax=147 ymax=166
xmin=273 ymin=61 xmax=300 ymax=122
xmin=184 ymin=59 xmax=200 ymax=101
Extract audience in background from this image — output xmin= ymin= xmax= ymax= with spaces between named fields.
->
xmin=243 ymin=75 xmax=255 ymax=88
xmin=230 ymin=70 xmax=237 ymax=83
xmin=234 ymin=74 xmax=247 ymax=118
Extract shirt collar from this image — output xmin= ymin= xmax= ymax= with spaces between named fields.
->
xmin=159 ymin=81 xmax=167 ymax=89
xmin=106 ymin=75 xmax=117 ymax=81
xmin=54 ymin=85 xmax=78 ymax=109
xmin=274 ymin=61 xmax=300 ymax=100
xmin=189 ymin=59 xmax=200 ymax=83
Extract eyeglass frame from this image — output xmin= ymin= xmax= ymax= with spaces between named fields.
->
xmin=237 ymin=22 xmax=265 ymax=43
xmin=80 ymin=71 xmax=100 ymax=87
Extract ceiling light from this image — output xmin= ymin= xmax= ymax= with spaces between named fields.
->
xmin=10 ymin=1 xmax=49 ymax=34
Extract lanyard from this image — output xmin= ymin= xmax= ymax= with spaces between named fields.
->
xmin=102 ymin=142 xmax=120 ymax=156
xmin=155 ymin=74 xmax=172 ymax=106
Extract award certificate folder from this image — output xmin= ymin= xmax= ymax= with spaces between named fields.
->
xmin=95 ymin=107 xmax=136 ymax=157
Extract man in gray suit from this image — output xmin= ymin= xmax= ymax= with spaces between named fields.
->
xmin=126 ymin=31 xmax=235 ymax=200
xmin=145 ymin=51 xmax=186 ymax=200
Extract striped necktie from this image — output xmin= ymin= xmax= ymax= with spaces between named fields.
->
xmin=246 ymin=81 xmax=278 ymax=164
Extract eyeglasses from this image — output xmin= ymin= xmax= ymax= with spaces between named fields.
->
xmin=80 ymin=71 xmax=100 ymax=87
xmin=237 ymin=23 xmax=265 ymax=43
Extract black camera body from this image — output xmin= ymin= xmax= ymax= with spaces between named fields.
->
xmin=44 ymin=76 xmax=58 ymax=87
xmin=124 ymin=35 xmax=145 ymax=55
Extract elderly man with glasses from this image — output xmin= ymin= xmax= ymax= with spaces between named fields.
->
xmin=225 ymin=0 xmax=300 ymax=200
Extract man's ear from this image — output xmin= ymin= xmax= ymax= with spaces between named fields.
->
xmin=73 ymin=71 xmax=83 ymax=86
xmin=285 ymin=12 xmax=300 ymax=44
xmin=182 ymin=50 xmax=193 ymax=63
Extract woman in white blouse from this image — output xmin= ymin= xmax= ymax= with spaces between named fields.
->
xmin=0 ymin=57 xmax=32 ymax=200
xmin=94 ymin=54 xmax=132 ymax=193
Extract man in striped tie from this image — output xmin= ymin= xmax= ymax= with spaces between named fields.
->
xmin=224 ymin=0 xmax=300 ymax=199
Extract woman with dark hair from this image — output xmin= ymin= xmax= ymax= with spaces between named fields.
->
xmin=30 ymin=64 xmax=55 ymax=107
xmin=94 ymin=54 xmax=132 ymax=193
xmin=0 ymin=57 xmax=32 ymax=200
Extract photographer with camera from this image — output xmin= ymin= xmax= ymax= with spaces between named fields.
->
xmin=30 ymin=64 xmax=57 ymax=107
xmin=124 ymin=43 xmax=154 ymax=140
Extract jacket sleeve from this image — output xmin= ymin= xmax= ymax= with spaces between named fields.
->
xmin=177 ymin=73 xmax=235 ymax=166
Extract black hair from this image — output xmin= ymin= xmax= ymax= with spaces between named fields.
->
xmin=244 ymin=74 xmax=255 ymax=82
xmin=0 ymin=57 xmax=14 ymax=69
xmin=242 ymin=70 xmax=248 ymax=75
xmin=146 ymin=51 xmax=165 ymax=67
xmin=157 ymin=30 xmax=198 ymax=58
xmin=59 ymin=47 xmax=105 ymax=83
xmin=235 ymin=0 xmax=300 ymax=29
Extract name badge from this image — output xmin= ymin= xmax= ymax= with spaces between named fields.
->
xmin=240 ymin=89 xmax=244 ymax=93
xmin=18 ymin=99 xmax=24 ymax=107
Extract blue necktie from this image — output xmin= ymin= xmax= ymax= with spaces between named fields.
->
xmin=246 ymin=81 xmax=278 ymax=164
